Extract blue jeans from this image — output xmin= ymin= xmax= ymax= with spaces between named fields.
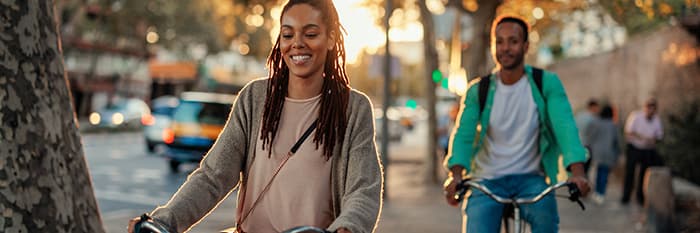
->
xmin=595 ymin=165 xmax=610 ymax=195
xmin=464 ymin=173 xmax=559 ymax=233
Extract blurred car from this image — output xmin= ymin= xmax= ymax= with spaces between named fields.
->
xmin=373 ymin=107 xmax=404 ymax=141
xmin=143 ymin=95 xmax=179 ymax=152
xmin=163 ymin=92 xmax=236 ymax=173
xmin=88 ymin=98 xmax=151 ymax=130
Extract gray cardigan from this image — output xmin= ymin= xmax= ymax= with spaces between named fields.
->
xmin=151 ymin=79 xmax=384 ymax=233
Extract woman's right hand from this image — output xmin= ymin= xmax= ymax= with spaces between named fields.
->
xmin=127 ymin=217 xmax=140 ymax=233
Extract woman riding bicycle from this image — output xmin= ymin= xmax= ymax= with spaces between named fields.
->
xmin=442 ymin=15 xmax=590 ymax=233
xmin=128 ymin=1 xmax=382 ymax=232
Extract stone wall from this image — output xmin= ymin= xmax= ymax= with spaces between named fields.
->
xmin=548 ymin=25 xmax=700 ymax=120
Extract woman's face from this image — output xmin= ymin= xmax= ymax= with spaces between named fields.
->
xmin=280 ymin=3 xmax=335 ymax=80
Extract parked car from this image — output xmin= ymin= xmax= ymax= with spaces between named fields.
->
xmin=143 ymin=95 xmax=179 ymax=152
xmin=163 ymin=92 xmax=236 ymax=173
xmin=89 ymin=98 xmax=151 ymax=130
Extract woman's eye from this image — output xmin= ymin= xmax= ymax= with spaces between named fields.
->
xmin=305 ymin=34 xmax=318 ymax=38
xmin=282 ymin=34 xmax=293 ymax=39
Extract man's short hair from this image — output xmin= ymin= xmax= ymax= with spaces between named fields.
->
xmin=492 ymin=15 xmax=530 ymax=42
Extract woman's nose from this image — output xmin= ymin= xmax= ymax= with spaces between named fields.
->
xmin=292 ymin=37 xmax=305 ymax=49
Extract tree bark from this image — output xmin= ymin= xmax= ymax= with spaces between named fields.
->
xmin=417 ymin=0 xmax=441 ymax=183
xmin=463 ymin=0 xmax=502 ymax=78
xmin=0 ymin=1 xmax=104 ymax=232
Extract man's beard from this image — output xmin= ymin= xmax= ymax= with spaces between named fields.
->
xmin=498 ymin=52 xmax=524 ymax=70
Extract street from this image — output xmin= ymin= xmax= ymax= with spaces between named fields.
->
xmin=83 ymin=132 xmax=189 ymax=216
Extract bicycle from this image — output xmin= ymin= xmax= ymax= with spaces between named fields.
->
xmin=455 ymin=179 xmax=586 ymax=233
xmin=133 ymin=213 xmax=335 ymax=233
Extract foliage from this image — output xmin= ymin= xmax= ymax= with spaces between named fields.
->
xmin=600 ymin=0 xmax=700 ymax=35
xmin=659 ymin=99 xmax=700 ymax=185
xmin=58 ymin=0 xmax=283 ymax=59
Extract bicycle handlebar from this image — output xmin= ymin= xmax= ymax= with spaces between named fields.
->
xmin=280 ymin=226 xmax=334 ymax=233
xmin=134 ymin=214 xmax=171 ymax=233
xmin=134 ymin=214 xmax=334 ymax=233
xmin=456 ymin=179 xmax=585 ymax=210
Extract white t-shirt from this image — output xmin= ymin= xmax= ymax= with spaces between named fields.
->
xmin=473 ymin=75 xmax=541 ymax=179
xmin=624 ymin=110 xmax=663 ymax=149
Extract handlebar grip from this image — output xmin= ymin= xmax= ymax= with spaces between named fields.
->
xmin=455 ymin=182 xmax=468 ymax=202
xmin=134 ymin=213 xmax=170 ymax=233
xmin=566 ymin=183 xmax=586 ymax=211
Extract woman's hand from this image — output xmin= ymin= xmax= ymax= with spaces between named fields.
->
xmin=337 ymin=227 xmax=352 ymax=233
xmin=127 ymin=217 xmax=139 ymax=233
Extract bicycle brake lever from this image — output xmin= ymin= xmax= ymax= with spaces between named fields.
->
xmin=567 ymin=183 xmax=585 ymax=211
xmin=576 ymin=199 xmax=586 ymax=210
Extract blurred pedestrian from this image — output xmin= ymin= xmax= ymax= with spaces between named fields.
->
xmin=576 ymin=99 xmax=600 ymax=175
xmin=128 ymin=1 xmax=382 ymax=233
xmin=621 ymin=98 xmax=663 ymax=205
xmin=586 ymin=105 xmax=620 ymax=204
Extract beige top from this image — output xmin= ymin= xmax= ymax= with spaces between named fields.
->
xmin=239 ymin=94 xmax=333 ymax=232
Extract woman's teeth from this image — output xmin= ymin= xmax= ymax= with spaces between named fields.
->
xmin=292 ymin=55 xmax=311 ymax=62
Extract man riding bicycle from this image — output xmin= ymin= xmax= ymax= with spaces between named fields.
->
xmin=443 ymin=15 xmax=591 ymax=233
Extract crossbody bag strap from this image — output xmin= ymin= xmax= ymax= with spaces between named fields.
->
xmin=236 ymin=119 xmax=318 ymax=229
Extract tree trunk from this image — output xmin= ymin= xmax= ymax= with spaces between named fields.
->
xmin=0 ymin=1 xmax=105 ymax=232
xmin=417 ymin=0 xmax=441 ymax=184
xmin=463 ymin=0 xmax=502 ymax=78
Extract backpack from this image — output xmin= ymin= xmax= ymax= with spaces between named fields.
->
xmin=478 ymin=67 xmax=544 ymax=115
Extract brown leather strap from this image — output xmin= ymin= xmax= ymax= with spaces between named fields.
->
xmin=235 ymin=119 xmax=318 ymax=228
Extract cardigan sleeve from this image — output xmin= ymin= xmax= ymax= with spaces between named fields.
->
xmin=327 ymin=92 xmax=383 ymax=233
xmin=149 ymin=82 xmax=255 ymax=233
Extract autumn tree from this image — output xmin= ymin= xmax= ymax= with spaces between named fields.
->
xmin=0 ymin=0 xmax=104 ymax=232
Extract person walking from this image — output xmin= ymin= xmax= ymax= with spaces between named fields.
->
xmin=621 ymin=98 xmax=663 ymax=206
xmin=128 ymin=1 xmax=383 ymax=232
xmin=442 ymin=15 xmax=590 ymax=233
xmin=576 ymin=99 xmax=600 ymax=175
xmin=586 ymin=105 xmax=620 ymax=204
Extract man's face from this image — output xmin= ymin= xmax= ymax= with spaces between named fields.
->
xmin=493 ymin=22 xmax=529 ymax=70
xmin=645 ymin=102 xmax=657 ymax=117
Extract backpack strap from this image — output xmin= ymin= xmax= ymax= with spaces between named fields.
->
xmin=532 ymin=67 xmax=544 ymax=96
xmin=478 ymin=67 xmax=544 ymax=115
xmin=478 ymin=74 xmax=491 ymax=115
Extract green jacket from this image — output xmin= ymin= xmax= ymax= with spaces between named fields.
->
xmin=446 ymin=65 xmax=587 ymax=183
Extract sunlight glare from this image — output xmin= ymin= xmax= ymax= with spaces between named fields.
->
xmin=268 ymin=0 xmax=424 ymax=64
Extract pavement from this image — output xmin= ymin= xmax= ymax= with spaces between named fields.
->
xmin=101 ymin=124 xmax=650 ymax=233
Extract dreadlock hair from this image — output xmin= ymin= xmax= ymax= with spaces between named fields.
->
xmin=261 ymin=0 xmax=350 ymax=159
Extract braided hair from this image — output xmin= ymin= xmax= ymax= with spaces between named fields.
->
xmin=261 ymin=0 xmax=350 ymax=159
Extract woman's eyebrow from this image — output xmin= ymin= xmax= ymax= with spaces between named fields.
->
xmin=281 ymin=24 xmax=321 ymax=30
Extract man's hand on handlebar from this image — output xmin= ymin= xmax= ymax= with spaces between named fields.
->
xmin=443 ymin=166 xmax=465 ymax=207
xmin=567 ymin=162 xmax=591 ymax=197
